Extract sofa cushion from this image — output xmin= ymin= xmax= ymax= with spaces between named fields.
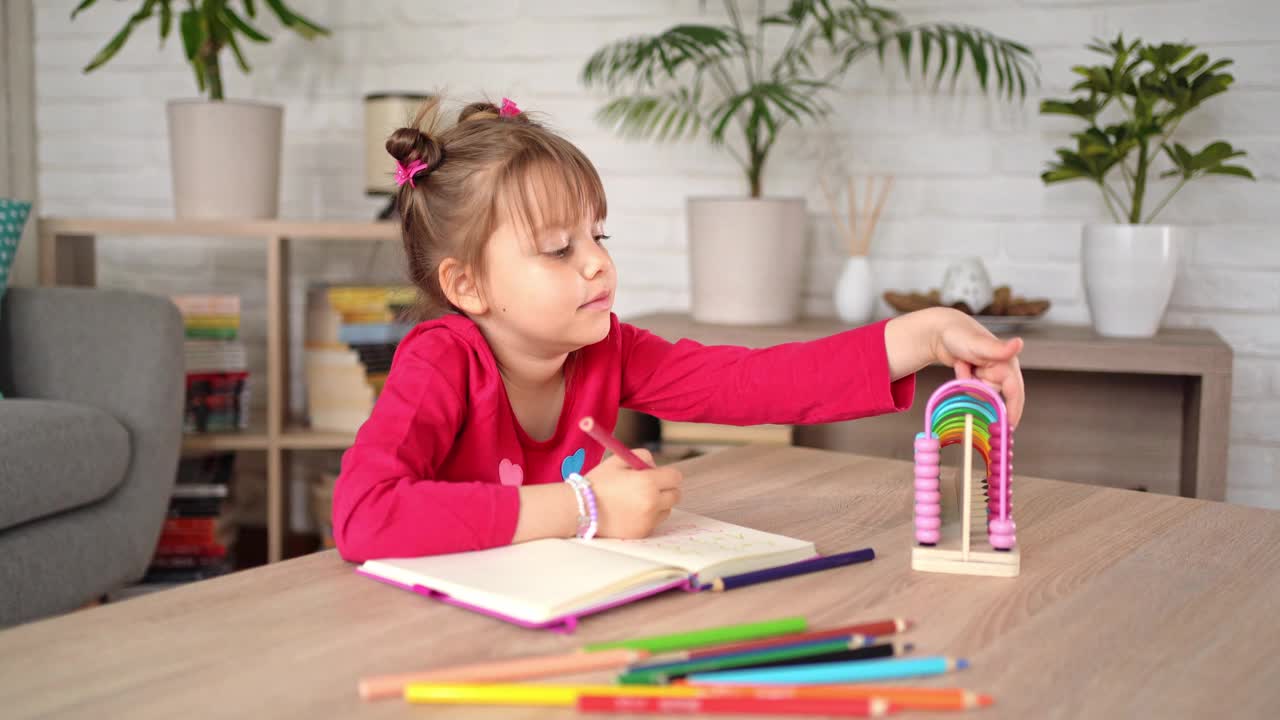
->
xmin=0 ymin=399 xmax=130 ymax=532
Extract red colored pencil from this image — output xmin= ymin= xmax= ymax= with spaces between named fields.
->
xmin=579 ymin=416 xmax=652 ymax=470
xmin=648 ymin=619 xmax=912 ymax=664
xmin=578 ymin=694 xmax=892 ymax=716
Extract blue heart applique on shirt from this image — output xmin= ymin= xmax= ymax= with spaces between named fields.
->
xmin=561 ymin=448 xmax=586 ymax=479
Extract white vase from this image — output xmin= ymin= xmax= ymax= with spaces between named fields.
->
xmin=833 ymin=255 xmax=875 ymax=324
xmin=1082 ymin=223 xmax=1185 ymax=337
xmin=687 ymin=197 xmax=806 ymax=325
xmin=167 ymin=99 xmax=283 ymax=219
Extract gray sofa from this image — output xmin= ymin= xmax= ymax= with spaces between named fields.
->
xmin=0 ymin=287 xmax=184 ymax=627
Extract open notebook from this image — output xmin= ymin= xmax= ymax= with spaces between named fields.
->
xmin=356 ymin=509 xmax=816 ymax=631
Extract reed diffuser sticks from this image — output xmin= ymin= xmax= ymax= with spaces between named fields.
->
xmin=820 ymin=174 xmax=893 ymax=257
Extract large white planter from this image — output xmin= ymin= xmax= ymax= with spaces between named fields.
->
xmin=167 ymin=99 xmax=283 ymax=220
xmin=1082 ymin=223 xmax=1185 ymax=338
xmin=687 ymin=197 xmax=806 ymax=325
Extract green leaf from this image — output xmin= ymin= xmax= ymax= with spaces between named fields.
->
xmin=70 ymin=0 xmax=98 ymax=20
xmin=1041 ymin=166 xmax=1089 ymax=184
xmin=82 ymin=0 xmax=158 ymax=73
xmin=582 ymin=24 xmax=737 ymax=90
xmin=263 ymin=0 xmax=330 ymax=39
xmin=1192 ymin=141 xmax=1240 ymax=169
xmin=160 ymin=1 xmax=173 ymax=42
xmin=221 ymin=6 xmax=270 ymax=43
xmin=595 ymin=94 xmax=704 ymax=144
xmin=225 ymin=30 xmax=252 ymax=73
xmin=82 ymin=23 xmax=136 ymax=73
xmin=1205 ymin=165 xmax=1255 ymax=179
xmin=1040 ymin=98 xmax=1098 ymax=118
xmin=243 ymin=0 xmax=257 ymax=19
xmin=919 ymin=30 xmax=932 ymax=77
xmin=1175 ymin=52 xmax=1209 ymax=79
xmin=180 ymin=8 xmax=203 ymax=62
xmin=896 ymin=31 xmax=912 ymax=79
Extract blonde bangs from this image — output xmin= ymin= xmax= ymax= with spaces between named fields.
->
xmin=494 ymin=139 xmax=607 ymax=245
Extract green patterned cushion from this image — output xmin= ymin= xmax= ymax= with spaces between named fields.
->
xmin=0 ymin=199 xmax=32 ymax=398
xmin=0 ymin=199 xmax=30 ymax=298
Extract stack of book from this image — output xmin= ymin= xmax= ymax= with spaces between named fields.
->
xmin=303 ymin=285 xmax=415 ymax=432
xmin=142 ymin=453 xmax=237 ymax=586
xmin=173 ymin=294 xmax=250 ymax=433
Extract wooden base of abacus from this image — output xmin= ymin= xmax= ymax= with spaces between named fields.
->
xmin=911 ymin=536 xmax=1020 ymax=577
xmin=911 ymin=413 xmax=1021 ymax=578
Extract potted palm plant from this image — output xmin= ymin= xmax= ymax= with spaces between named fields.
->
xmin=583 ymin=0 xmax=1035 ymax=325
xmin=73 ymin=0 xmax=330 ymax=220
xmin=1041 ymin=35 xmax=1254 ymax=337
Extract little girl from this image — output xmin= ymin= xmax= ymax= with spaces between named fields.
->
xmin=333 ymin=97 xmax=1025 ymax=562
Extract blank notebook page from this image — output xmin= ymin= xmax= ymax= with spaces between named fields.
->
xmin=360 ymin=538 xmax=684 ymax=624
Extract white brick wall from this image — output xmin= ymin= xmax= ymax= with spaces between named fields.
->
xmin=33 ymin=1 xmax=1279 ymax=505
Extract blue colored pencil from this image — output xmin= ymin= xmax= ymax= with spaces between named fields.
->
xmin=686 ymin=655 xmax=967 ymax=685
xmin=700 ymin=548 xmax=876 ymax=591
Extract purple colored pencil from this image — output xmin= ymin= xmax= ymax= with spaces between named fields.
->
xmin=701 ymin=548 xmax=876 ymax=592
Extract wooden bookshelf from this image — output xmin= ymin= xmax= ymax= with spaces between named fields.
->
xmin=39 ymin=217 xmax=400 ymax=563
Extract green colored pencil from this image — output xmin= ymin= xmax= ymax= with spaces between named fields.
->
xmin=619 ymin=638 xmax=905 ymax=685
xmin=581 ymin=617 xmax=807 ymax=655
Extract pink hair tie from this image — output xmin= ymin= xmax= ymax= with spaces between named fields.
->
xmin=394 ymin=158 xmax=430 ymax=188
xmin=499 ymin=97 xmax=520 ymax=117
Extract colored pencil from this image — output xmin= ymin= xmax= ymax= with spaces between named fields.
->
xmin=578 ymin=694 xmax=892 ymax=717
xmin=581 ymin=616 xmax=808 ymax=654
xmin=403 ymin=683 xmax=691 ymax=706
xmin=621 ymin=641 xmax=911 ymax=685
xmin=647 ymin=619 xmax=911 ymax=664
xmin=630 ymin=635 xmax=875 ymax=673
xmin=687 ymin=655 xmax=968 ymax=685
xmin=579 ymin=416 xmax=652 ymax=469
xmin=682 ymin=685 xmax=992 ymax=711
xmin=701 ymin=548 xmax=876 ymax=591
xmin=358 ymin=647 xmax=646 ymax=700
xmin=400 ymin=681 xmax=991 ymax=712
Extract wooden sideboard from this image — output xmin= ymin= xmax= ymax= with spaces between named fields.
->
xmin=626 ymin=313 xmax=1233 ymax=500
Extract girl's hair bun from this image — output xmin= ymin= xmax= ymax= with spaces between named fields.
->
xmin=385 ymin=126 xmax=444 ymax=180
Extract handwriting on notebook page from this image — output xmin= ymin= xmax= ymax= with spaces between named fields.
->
xmin=619 ymin=518 xmax=784 ymax=557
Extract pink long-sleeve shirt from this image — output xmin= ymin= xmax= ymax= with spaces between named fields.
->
xmin=332 ymin=313 xmax=915 ymax=561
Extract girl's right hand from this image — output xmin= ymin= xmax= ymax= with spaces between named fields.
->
xmin=587 ymin=449 xmax=682 ymax=539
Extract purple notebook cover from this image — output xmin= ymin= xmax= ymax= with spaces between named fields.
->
xmin=356 ymin=567 xmax=696 ymax=633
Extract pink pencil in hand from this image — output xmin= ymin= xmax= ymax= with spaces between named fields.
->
xmin=579 ymin=416 xmax=653 ymax=470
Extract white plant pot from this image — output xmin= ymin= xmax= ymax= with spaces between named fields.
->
xmin=687 ymin=197 xmax=806 ymax=325
xmin=1082 ymin=223 xmax=1185 ymax=338
xmin=167 ymin=99 xmax=283 ymax=219
xmin=833 ymin=255 xmax=875 ymax=325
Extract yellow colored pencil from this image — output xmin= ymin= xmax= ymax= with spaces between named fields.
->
xmin=403 ymin=683 xmax=705 ymax=706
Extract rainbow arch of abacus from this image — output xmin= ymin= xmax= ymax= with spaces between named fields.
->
xmin=913 ymin=379 xmax=1016 ymax=550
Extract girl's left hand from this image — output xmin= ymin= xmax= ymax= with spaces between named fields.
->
xmin=932 ymin=312 xmax=1025 ymax=428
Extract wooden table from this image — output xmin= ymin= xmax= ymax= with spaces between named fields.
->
xmin=629 ymin=313 xmax=1234 ymax=501
xmin=2 ymin=447 xmax=1276 ymax=719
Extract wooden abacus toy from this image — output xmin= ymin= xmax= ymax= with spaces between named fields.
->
xmin=911 ymin=379 xmax=1019 ymax=577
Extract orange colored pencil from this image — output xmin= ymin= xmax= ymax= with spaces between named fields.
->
xmin=357 ymin=648 xmax=646 ymax=700
xmin=684 ymin=684 xmax=992 ymax=711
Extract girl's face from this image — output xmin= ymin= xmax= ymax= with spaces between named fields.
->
xmin=479 ymin=213 xmax=616 ymax=353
